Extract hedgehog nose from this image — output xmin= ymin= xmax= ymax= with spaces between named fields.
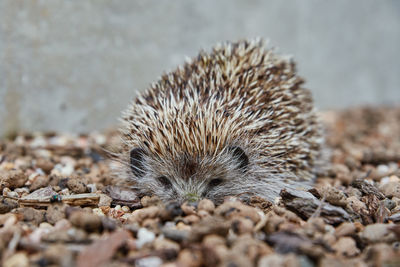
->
xmin=184 ymin=192 xmax=200 ymax=202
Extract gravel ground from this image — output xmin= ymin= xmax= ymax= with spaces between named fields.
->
xmin=0 ymin=106 xmax=399 ymax=267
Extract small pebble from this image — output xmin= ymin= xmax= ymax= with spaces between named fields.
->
xmin=231 ymin=235 xmax=272 ymax=262
xmin=181 ymin=202 xmax=197 ymax=215
xmin=319 ymin=186 xmax=348 ymax=207
xmin=383 ymin=199 xmax=396 ymax=210
xmin=361 ymin=223 xmax=397 ymax=243
xmin=153 ymin=236 xmax=180 ymax=251
xmin=332 ymin=237 xmax=360 ymax=257
xmin=121 ymin=206 xmax=130 ymax=212
xmin=87 ymin=183 xmax=97 ymax=192
xmin=379 ymin=181 xmax=400 ymax=198
xmin=162 ymin=227 xmax=189 ymax=242
xmin=136 ymin=227 xmax=156 ymax=248
xmin=197 ymin=210 xmax=210 ymax=218
xmin=219 ymin=252 xmax=254 ymax=267
xmin=128 ymin=206 xmax=159 ymax=223
xmin=142 ymin=218 xmax=160 ymax=232
xmin=376 ymin=164 xmax=390 ymax=178
xmin=335 ymin=222 xmax=356 ymax=237
xmin=5 ymin=191 xmax=18 ymax=198
xmin=45 ymin=204 xmax=67 ymax=225
xmin=177 ymin=249 xmax=203 ymax=267
xmin=215 ymin=200 xmax=260 ymax=223
xmin=140 ymin=195 xmax=161 ymax=207
xmin=14 ymin=187 xmax=29 ymax=195
xmin=35 ymin=158 xmax=54 ymax=174
xmin=29 ymin=175 xmax=49 ymax=191
xmin=183 ymin=214 xmax=200 ymax=224
xmin=0 ymin=169 xmax=28 ymax=190
xmin=176 ymin=221 xmax=191 ymax=231
xmin=30 ymin=136 xmax=47 ymax=147
xmin=3 ymin=252 xmax=29 ymax=267
xmin=15 ymin=207 xmax=46 ymax=225
xmin=159 ymin=201 xmax=183 ymax=220
xmin=14 ymin=158 xmax=31 ymax=170
xmin=98 ymin=194 xmax=113 ymax=207
xmin=43 ymin=228 xmax=88 ymax=243
xmin=198 ymin=199 xmax=215 ymax=213
xmin=43 ymin=244 xmax=73 ymax=266
xmin=322 ymin=233 xmax=337 ymax=247
xmin=202 ymin=234 xmax=226 ymax=248
xmin=69 ymin=211 xmax=102 ymax=233
xmin=136 ymin=257 xmax=162 ymax=267
xmin=28 ymin=225 xmax=54 ymax=243
xmin=346 ymin=196 xmax=368 ymax=214
xmin=231 ymin=217 xmax=254 ymax=235
xmin=93 ymin=208 xmax=105 ymax=216
xmin=0 ymin=196 xmax=18 ymax=214
xmin=60 ymin=164 xmax=74 ymax=176
xmin=66 ymin=178 xmax=88 ymax=194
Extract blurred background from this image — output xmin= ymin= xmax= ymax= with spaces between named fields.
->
xmin=1 ymin=0 xmax=399 ymax=137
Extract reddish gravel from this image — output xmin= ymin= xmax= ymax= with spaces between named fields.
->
xmin=0 ymin=106 xmax=399 ymax=267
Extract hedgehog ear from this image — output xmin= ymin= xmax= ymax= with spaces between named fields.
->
xmin=130 ymin=148 xmax=146 ymax=177
xmin=228 ymin=146 xmax=249 ymax=171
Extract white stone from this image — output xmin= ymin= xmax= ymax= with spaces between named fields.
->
xmin=136 ymin=228 xmax=156 ymax=249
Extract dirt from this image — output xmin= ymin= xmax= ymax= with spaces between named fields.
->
xmin=0 ymin=106 xmax=399 ymax=267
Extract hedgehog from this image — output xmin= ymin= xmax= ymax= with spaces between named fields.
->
xmin=117 ymin=39 xmax=324 ymax=203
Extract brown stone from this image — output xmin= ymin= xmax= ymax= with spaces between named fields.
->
xmin=335 ymin=222 xmax=356 ymax=237
xmin=14 ymin=207 xmax=46 ymax=225
xmin=35 ymin=158 xmax=55 ymax=174
xmin=29 ymin=175 xmax=49 ymax=191
xmin=198 ymin=199 xmax=215 ymax=213
xmin=69 ymin=210 xmax=102 ymax=232
xmin=181 ymin=202 xmax=197 ymax=215
xmin=332 ymin=237 xmax=360 ymax=257
xmin=67 ymin=178 xmax=88 ymax=194
xmin=379 ymin=181 xmax=400 ymax=198
xmin=0 ymin=169 xmax=28 ymax=190
xmin=45 ymin=204 xmax=67 ymax=225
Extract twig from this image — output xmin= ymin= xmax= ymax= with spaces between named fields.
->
xmin=18 ymin=193 xmax=100 ymax=207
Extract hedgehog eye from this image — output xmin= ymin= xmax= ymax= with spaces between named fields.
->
xmin=130 ymin=148 xmax=146 ymax=177
xmin=157 ymin=176 xmax=173 ymax=189
xmin=228 ymin=146 xmax=249 ymax=171
xmin=208 ymin=178 xmax=223 ymax=188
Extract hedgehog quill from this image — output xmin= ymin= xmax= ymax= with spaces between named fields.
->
xmin=117 ymin=39 xmax=324 ymax=203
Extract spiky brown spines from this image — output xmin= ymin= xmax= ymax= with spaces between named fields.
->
xmin=118 ymin=39 xmax=324 ymax=202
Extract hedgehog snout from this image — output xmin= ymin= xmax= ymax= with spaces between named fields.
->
xmin=183 ymin=192 xmax=201 ymax=202
xmin=177 ymin=178 xmax=209 ymax=202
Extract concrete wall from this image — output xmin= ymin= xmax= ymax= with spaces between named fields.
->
xmin=1 ymin=0 xmax=399 ymax=136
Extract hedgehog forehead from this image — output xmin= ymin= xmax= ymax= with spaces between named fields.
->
xmin=151 ymin=151 xmax=231 ymax=183
xmin=180 ymin=157 xmax=197 ymax=178
xmin=124 ymin=102 xmax=248 ymax=159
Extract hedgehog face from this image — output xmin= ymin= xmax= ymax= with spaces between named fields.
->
xmin=128 ymin=146 xmax=250 ymax=203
